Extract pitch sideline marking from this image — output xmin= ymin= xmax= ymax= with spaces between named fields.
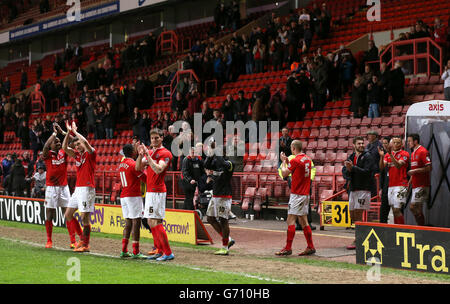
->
xmin=224 ymin=225 xmax=355 ymax=239
xmin=0 ymin=236 xmax=295 ymax=284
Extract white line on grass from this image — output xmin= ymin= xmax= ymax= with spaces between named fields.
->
xmin=0 ymin=237 xmax=295 ymax=284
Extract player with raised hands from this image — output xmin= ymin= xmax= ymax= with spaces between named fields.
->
xmin=63 ymin=121 xmax=97 ymax=252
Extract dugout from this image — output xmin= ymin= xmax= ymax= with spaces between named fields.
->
xmin=404 ymin=100 xmax=450 ymax=228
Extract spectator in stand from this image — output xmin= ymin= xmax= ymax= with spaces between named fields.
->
xmin=221 ymin=94 xmax=236 ymax=122
xmin=9 ymin=158 xmax=26 ymax=197
xmin=442 ymin=60 xmax=450 ymax=100
xmin=299 ymin=8 xmax=310 ymax=24
xmin=36 ymin=63 xmax=43 ymax=81
xmin=18 ymin=120 xmax=30 ymax=149
xmin=57 ymin=81 xmax=70 ymax=107
xmin=20 ymin=69 xmax=28 ymax=91
xmin=2 ymin=153 xmax=13 ymax=178
xmin=362 ymin=40 xmax=379 ymax=72
xmin=230 ymin=1 xmax=240 ymax=31
xmin=139 ymin=112 xmax=151 ymax=146
xmin=388 ymin=61 xmax=405 ymax=105
xmin=244 ymin=44 xmax=254 ymax=74
xmin=201 ymin=101 xmax=214 ymax=124
xmin=367 ymin=75 xmax=381 ymax=118
xmin=94 ymin=106 xmax=106 ymax=139
xmin=235 ymin=90 xmax=249 ymax=122
xmin=360 ymin=64 xmax=374 ymax=87
xmin=172 ymin=91 xmax=187 ymax=113
xmin=85 ymin=101 xmax=96 ymax=136
xmin=3 ymin=77 xmax=10 ymax=96
xmin=350 ymin=78 xmax=366 ymax=118
xmin=76 ymin=67 xmax=86 ymax=91
xmin=53 ymin=54 xmax=62 ymax=77
xmin=279 ymin=127 xmax=293 ymax=160
xmin=339 ymin=55 xmax=354 ymax=96
xmin=31 ymin=165 xmax=46 ymax=198
xmin=310 ymin=58 xmax=328 ymax=111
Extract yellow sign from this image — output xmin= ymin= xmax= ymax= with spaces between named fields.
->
xmin=363 ymin=229 xmax=384 ymax=264
xmin=73 ymin=204 xmax=205 ymax=245
xmin=331 ymin=201 xmax=351 ymax=227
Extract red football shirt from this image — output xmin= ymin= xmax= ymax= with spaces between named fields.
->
xmin=288 ymin=153 xmax=311 ymax=196
xmin=384 ymin=150 xmax=409 ymax=187
xmin=144 ymin=146 xmax=172 ymax=193
xmin=410 ymin=145 xmax=431 ymax=188
xmin=119 ymin=157 xmax=146 ymax=198
xmin=44 ymin=149 xmax=68 ymax=186
xmin=74 ymin=149 xmax=97 ymax=188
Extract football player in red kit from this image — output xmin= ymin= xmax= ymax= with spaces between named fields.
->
xmin=379 ymin=136 xmax=409 ymax=224
xmin=277 ymin=140 xmax=316 ymax=256
xmin=63 ymin=121 xmax=96 ymax=252
xmin=118 ymin=144 xmax=147 ymax=258
xmin=135 ymin=128 xmax=174 ymax=261
xmin=407 ymin=134 xmax=431 ymax=226
xmin=42 ymin=123 xmax=75 ymax=248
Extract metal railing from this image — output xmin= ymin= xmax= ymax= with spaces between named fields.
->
xmin=379 ymin=37 xmax=443 ymax=76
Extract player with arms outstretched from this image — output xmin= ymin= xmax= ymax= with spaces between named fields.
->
xmin=42 ymin=123 xmax=76 ymax=248
xmin=135 ymin=128 xmax=174 ymax=261
xmin=277 ymin=140 xmax=316 ymax=256
xmin=63 ymin=121 xmax=97 ymax=252
xmin=118 ymin=144 xmax=147 ymax=258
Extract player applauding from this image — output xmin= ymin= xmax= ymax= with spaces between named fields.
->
xmin=63 ymin=121 xmax=97 ymax=252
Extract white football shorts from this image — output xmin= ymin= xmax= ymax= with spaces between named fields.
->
xmin=44 ymin=185 xmax=70 ymax=209
xmin=120 ymin=196 xmax=144 ymax=219
xmin=144 ymin=192 xmax=167 ymax=219
xmin=68 ymin=186 xmax=96 ymax=213
xmin=287 ymin=194 xmax=310 ymax=216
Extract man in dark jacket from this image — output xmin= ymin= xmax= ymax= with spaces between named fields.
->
xmin=204 ymin=143 xmax=235 ymax=256
xmin=181 ymin=145 xmax=205 ymax=210
xmin=342 ymin=136 xmax=376 ymax=249
xmin=310 ymin=59 xmax=328 ymax=111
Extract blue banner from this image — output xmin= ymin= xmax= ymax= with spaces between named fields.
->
xmin=9 ymin=1 xmax=120 ymax=41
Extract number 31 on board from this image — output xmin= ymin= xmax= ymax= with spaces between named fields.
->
xmin=331 ymin=202 xmax=351 ymax=227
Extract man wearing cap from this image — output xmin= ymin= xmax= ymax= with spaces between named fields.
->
xmin=366 ymin=130 xmax=383 ymax=197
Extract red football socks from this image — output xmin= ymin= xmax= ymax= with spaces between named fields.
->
xmin=122 ymin=238 xmax=129 ymax=253
xmin=132 ymin=242 xmax=139 ymax=255
xmin=303 ymin=225 xmax=315 ymax=249
xmin=83 ymin=225 xmax=91 ymax=246
xmin=286 ymin=225 xmax=296 ymax=250
xmin=155 ymin=224 xmax=172 ymax=256
xmin=66 ymin=219 xmax=76 ymax=243
xmin=73 ymin=218 xmax=83 ymax=237
xmin=45 ymin=220 xmax=53 ymax=242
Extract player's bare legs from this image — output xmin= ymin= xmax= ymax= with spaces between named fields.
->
xmin=80 ymin=212 xmax=91 ymax=249
xmin=392 ymin=207 xmax=404 ymax=224
xmin=410 ymin=203 xmax=425 ymax=226
xmin=347 ymin=209 xmax=363 ymax=249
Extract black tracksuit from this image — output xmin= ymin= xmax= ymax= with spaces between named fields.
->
xmin=203 ymin=156 xmax=234 ymax=198
xmin=181 ymin=156 xmax=205 ymax=210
